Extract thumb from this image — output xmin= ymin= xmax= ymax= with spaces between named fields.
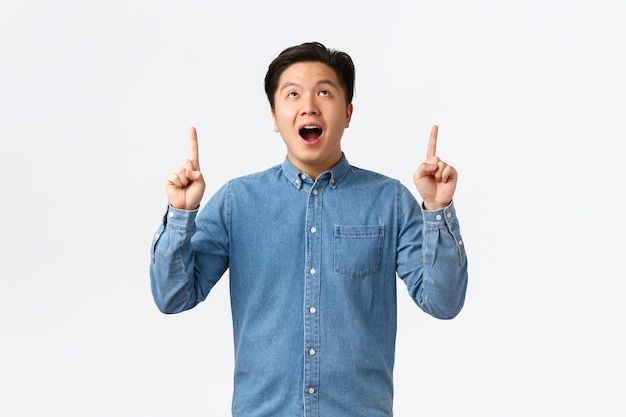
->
xmin=415 ymin=163 xmax=436 ymax=178
xmin=414 ymin=162 xmax=434 ymax=184
xmin=424 ymin=163 xmax=437 ymax=173
xmin=186 ymin=170 xmax=203 ymax=181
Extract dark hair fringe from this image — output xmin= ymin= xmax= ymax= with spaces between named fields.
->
xmin=264 ymin=42 xmax=355 ymax=109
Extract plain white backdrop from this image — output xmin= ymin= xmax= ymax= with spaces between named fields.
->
xmin=1 ymin=1 xmax=625 ymax=415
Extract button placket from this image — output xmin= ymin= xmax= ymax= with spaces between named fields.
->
xmin=303 ymin=178 xmax=325 ymax=416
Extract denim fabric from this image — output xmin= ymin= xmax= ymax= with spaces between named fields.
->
xmin=150 ymin=155 xmax=468 ymax=417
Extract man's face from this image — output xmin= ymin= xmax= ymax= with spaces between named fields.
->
xmin=272 ymin=61 xmax=353 ymax=179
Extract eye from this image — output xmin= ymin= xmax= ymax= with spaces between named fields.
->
xmin=287 ymin=91 xmax=298 ymax=98
xmin=318 ymin=90 xmax=330 ymax=97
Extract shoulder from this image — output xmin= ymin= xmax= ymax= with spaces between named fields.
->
xmin=203 ymin=164 xmax=283 ymax=213
xmin=226 ymin=164 xmax=283 ymax=187
xmin=346 ymin=164 xmax=403 ymax=187
xmin=346 ymin=164 xmax=418 ymax=204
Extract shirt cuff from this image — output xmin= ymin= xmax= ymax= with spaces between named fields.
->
xmin=163 ymin=203 xmax=198 ymax=229
xmin=421 ymin=201 xmax=458 ymax=229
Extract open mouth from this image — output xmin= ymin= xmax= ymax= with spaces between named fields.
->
xmin=299 ymin=125 xmax=323 ymax=141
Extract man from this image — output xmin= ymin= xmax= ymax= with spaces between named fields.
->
xmin=150 ymin=42 xmax=468 ymax=417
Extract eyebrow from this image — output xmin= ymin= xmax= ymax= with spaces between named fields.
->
xmin=279 ymin=78 xmax=339 ymax=92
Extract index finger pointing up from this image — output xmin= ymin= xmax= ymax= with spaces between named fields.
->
xmin=427 ymin=125 xmax=438 ymax=159
xmin=189 ymin=126 xmax=200 ymax=168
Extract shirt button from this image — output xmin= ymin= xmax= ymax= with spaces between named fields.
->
xmin=309 ymin=348 xmax=316 ymax=356
xmin=310 ymin=227 xmax=317 ymax=233
xmin=310 ymin=268 xmax=316 ymax=275
xmin=168 ymin=211 xmax=174 ymax=218
xmin=436 ymin=214 xmax=442 ymax=221
xmin=447 ymin=212 xmax=452 ymax=219
xmin=458 ymin=240 xmax=463 ymax=246
xmin=312 ymin=189 xmax=318 ymax=195
xmin=308 ymin=387 xmax=315 ymax=394
xmin=310 ymin=307 xmax=317 ymax=314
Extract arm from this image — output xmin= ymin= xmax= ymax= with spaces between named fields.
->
xmin=149 ymin=127 xmax=228 ymax=313
xmin=399 ymin=125 xmax=468 ymax=318
xmin=398 ymin=192 xmax=467 ymax=319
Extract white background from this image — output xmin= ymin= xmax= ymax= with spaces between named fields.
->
xmin=1 ymin=1 xmax=625 ymax=416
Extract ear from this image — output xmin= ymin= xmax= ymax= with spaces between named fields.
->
xmin=345 ymin=103 xmax=354 ymax=128
xmin=271 ymin=108 xmax=279 ymax=132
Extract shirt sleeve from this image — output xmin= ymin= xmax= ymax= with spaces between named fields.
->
xmin=397 ymin=186 xmax=468 ymax=319
xmin=149 ymin=184 xmax=230 ymax=314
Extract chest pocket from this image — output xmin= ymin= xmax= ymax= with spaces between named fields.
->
xmin=334 ymin=225 xmax=385 ymax=278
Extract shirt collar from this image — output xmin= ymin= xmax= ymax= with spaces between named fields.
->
xmin=281 ymin=154 xmax=351 ymax=190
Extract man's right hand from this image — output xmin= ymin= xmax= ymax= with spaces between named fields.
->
xmin=165 ymin=126 xmax=206 ymax=210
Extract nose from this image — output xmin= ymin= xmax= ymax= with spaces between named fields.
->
xmin=300 ymin=95 xmax=319 ymax=116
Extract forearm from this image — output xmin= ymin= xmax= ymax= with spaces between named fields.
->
xmin=417 ymin=202 xmax=468 ymax=319
xmin=150 ymin=205 xmax=204 ymax=314
xmin=399 ymin=199 xmax=468 ymax=319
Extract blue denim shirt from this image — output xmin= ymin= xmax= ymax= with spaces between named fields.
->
xmin=150 ymin=155 xmax=468 ymax=417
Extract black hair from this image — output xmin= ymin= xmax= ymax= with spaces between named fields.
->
xmin=264 ymin=42 xmax=355 ymax=109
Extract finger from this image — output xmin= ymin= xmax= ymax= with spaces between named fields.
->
xmin=433 ymin=161 xmax=446 ymax=182
xmin=183 ymin=159 xmax=195 ymax=174
xmin=426 ymin=125 xmax=438 ymax=159
xmin=166 ymin=170 xmax=187 ymax=189
xmin=441 ymin=164 xmax=457 ymax=183
xmin=413 ymin=162 xmax=435 ymax=181
xmin=189 ymin=126 xmax=200 ymax=169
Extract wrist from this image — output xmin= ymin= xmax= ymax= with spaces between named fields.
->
xmin=422 ymin=200 xmax=451 ymax=211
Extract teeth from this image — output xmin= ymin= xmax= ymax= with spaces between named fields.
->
xmin=303 ymin=125 xmax=320 ymax=129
